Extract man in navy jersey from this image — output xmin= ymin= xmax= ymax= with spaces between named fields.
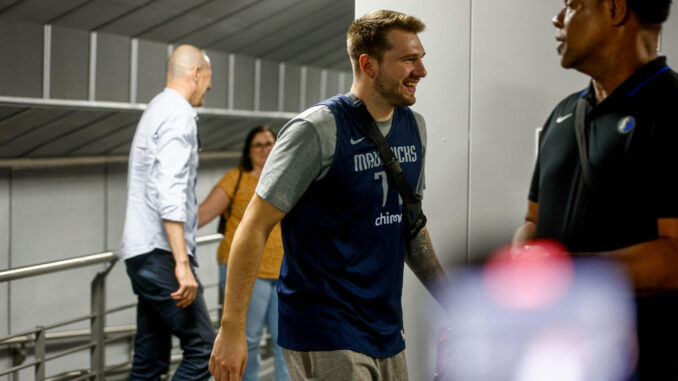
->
xmin=513 ymin=0 xmax=678 ymax=378
xmin=210 ymin=10 xmax=450 ymax=381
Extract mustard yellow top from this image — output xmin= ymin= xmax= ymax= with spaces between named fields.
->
xmin=216 ymin=168 xmax=284 ymax=279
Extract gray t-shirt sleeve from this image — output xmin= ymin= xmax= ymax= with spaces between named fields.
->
xmin=256 ymin=104 xmax=427 ymax=212
xmin=256 ymin=105 xmax=336 ymax=213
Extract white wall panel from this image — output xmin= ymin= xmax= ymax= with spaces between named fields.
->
xmin=104 ymin=162 xmax=136 ymax=330
xmin=8 ymin=165 xmax=106 ymax=377
xmin=96 ymin=32 xmax=131 ymax=102
xmin=204 ymin=50 xmax=230 ymax=109
xmin=233 ymin=55 xmax=256 ymax=110
xmin=0 ymin=19 xmax=43 ymax=98
xmin=467 ymin=0 xmax=587 ymax=260
xmin=50 ymin=25 xmax=89 ymax=100
xmin=303 ymin=67 xmax=322 ymax=108
xmin=10 ymin=166 xmax=105 ymax=331
xmin=325 ymin=70 xmax=340 ymax=98
xmin=660 ymin=7 xmax=678 ymax=60
xmin=136 ymin=39 xmax=167 ymax=104
xmin=283 ymin=63 xmax=301 ymax=112
xmin=342 ymin=71 xmax=352 ymax=94
xmin=106 ymin=163 xmax=126 ymax=253
xmin=259 ymin=59 xmax=280 ymax=112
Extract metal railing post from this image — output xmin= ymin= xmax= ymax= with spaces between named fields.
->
xmin=35 ymin=327 xmax=45 ymax=381
xmin=11 ymin=343 xmax=25 ymax=381
xmin=91 ymin=272 xmax=106 ymax=380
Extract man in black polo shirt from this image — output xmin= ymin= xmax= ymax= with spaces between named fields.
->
xmin=513 ymin=0 xmax=678 ymax=378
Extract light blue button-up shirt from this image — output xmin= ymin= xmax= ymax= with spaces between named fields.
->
xmin=120 ymin=88 xmax=199 ymax=261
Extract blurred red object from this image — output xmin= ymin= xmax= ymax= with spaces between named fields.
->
xmin=483 ymin=240 xmax=573 ymax=310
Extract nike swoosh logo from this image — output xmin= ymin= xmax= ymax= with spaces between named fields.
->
xmin=350 ymin=137 xmax=367 ymax=145
xmin=556 ymin=114 xmax=572 ymax=123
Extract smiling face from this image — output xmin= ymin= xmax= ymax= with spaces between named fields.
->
xmin=373 ymin=28 xmax=427 ymax=107
xmin=553 ymin=0 xmax=610 ymax=70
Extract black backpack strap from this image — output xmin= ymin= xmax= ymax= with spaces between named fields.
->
xmin=217 ymin=168 xmax=243 ymax=235
xmin=574 ymin=97 xmax=596 ymax=194
xmin=349 ymin=95 xmax=427 ymax=240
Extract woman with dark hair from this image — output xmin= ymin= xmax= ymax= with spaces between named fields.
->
xmin=198 ymin=125 xmax=289 ymax=381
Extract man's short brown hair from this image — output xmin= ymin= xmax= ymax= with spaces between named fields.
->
xmin=347 ymin=10 xmax=425 ymax=73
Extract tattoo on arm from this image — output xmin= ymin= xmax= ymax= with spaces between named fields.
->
xmin=405 ymin=227 xmax=449 ymax=308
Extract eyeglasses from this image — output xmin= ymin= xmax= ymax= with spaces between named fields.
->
xmin=250 ymin=142 xmax=274 ymax=150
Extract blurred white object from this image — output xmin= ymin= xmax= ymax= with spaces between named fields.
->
xmin=433 ymin=240 xmax=636 ymax=381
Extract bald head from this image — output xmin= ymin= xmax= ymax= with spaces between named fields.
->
xmin=166 ymin=44 xmax=212 ymax=107
xmin=167 ymin=44 xmax=210 ymax=79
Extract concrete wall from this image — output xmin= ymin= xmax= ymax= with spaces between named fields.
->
xmin=354 ymin=1 xmax=678 ymax=380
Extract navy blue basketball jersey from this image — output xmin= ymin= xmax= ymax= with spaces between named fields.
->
xmin=277 ymin=94 xmax=424 ymax=358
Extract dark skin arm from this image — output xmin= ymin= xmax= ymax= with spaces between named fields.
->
xmin=405 ymin=226 xmax=451 ymax=313
xmin=581 ymin=218 xmax=678 ymax=292
xmin=512 ymin=200 xmax=538 ymax=245
xmin=513 ymin=200 xmax=678 ymax=292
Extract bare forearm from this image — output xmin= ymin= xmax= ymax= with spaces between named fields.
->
xmin=514 ymin=201 xmax=539 ymax=245
xmin=405 ymin=227 xmax=450 ymax=310
xmin=198 ymin=187 xmax=229 ymax=228
xmin=512 ymin=221 xmax=537 ymax=245
xmin=198 ymin=203 xmax=222 ymax=229
xmin=163 ymin=219 xmax=199 ymax=307
xmin=197 ymin=204 xmax=212 ymax=228
xmin=221 ymin=220 xmax=272 ymax=329
xmin=580 ymin=238 xmax=678 ymax=292
xmin=163 ymin=220 xmax=189 ymax=265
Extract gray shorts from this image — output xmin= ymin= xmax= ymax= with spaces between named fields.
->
xmin=282 ymin=348 xmax=408 ymax=381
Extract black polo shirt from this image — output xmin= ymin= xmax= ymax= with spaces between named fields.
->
xmin=529 ymin=57 xmax=678 ymax=379
xmin=530 ymin=57 xmax=678 ymax=252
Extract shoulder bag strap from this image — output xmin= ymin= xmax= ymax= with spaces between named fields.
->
xmin=350 ymin=96 xmax=426 ymax=239
xmin=574 ymin=98 xmax=596 ymax=194
xmin=218 ymin=168 xmax=244 ymax=235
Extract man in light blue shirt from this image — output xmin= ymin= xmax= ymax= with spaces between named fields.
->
xmin=120 ymin=44 xmax=215 ymax=380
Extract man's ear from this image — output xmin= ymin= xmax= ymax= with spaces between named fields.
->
xmin=191 ymin=66 xmax=201 ymax=84
xmin=608 ymin=0 xmax=629 ymax=26
xmin=359 ymin=54 xmax=378 ymax=79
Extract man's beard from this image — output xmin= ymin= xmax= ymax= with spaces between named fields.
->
xmin=374 ymin=71 xmax=416 ymax=107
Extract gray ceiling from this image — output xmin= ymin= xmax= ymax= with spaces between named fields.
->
xmin=0 ymin=0 xmax=355 ymax=164
xmin=0 ymin=105 xmax=289 ymax=159
xmin=0 ymin=0 xmax=354 ymax=71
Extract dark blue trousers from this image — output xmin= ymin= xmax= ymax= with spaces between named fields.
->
xmin=125 ymin=249 xmax=216 ymax=380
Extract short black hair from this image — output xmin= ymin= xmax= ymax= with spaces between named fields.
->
xmin=627 ymin=0 xmax=672 ymax=24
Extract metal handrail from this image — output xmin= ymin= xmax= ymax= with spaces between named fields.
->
xmin=0 ymin=252 xmax=117 ymax=283
xmin=196 ymin=233 xmax=224 ymax=245
xmin=0 ymin=233 xmax=224 ymax=380
xmin=0 ymin=324 xmax=137 ymax=346
xmin=0 ymin=233 xmax=224 ymax=283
